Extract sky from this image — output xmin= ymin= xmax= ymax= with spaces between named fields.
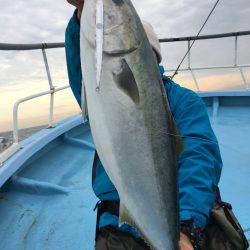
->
xmin=0 ymin=0 xmax=250 ymax=132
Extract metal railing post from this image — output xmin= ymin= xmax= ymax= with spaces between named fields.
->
xmin=0 ymin=86 xmax=70 ymax=165
xmin=42 ymin=48 xmax=53 ymax=88
xmin=42 ymin=48 xmax=55 ymax=128
xmin=187 ymin=40 xmax=200 ymax=91
xmin=234 ymin=35 xmax=238 ymax=66
xmin=13 ymin=102 xmax=19 ymax=144
xmin=190 ymin=69 xmax=200 ymax=91
xmin=234 ymin=36 xmax=248 ymax=88
xmin=48 ymin=88 xmax=55 ymax=128
xmin=212 ymin=97 xmax=219 ymax=123
xmin=187 ymin=40 xmax=191 ymax=69
xmin=239 ymin=67 xmax=247 ymax=88
xmin=12 ymin=86 xmax=69 ymax=144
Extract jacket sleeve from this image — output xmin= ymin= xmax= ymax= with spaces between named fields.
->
xmin=65 ymin=10 xmax=82 ymax=108
xmin=166 ymin=79 xmax=223 ymax=228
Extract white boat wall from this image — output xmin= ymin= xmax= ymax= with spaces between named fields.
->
xmin=0 ymin=31 xmax=249 ymax=249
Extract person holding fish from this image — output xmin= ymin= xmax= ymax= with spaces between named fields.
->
xmin=65 ymin=0 xmax=223 ymax=249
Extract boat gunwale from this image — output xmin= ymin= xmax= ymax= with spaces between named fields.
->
xmin=0 ymin=114 xmax=83 ymax=188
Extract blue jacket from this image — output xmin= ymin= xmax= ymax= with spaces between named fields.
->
xmin=65 ymin=11 xmax=223 ymax=230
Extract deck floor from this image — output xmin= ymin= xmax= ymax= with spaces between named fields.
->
xmin=0 ymin=107 xmax=249 ymax=249
xmin=0 ymin=125 xmax=98 ymax=250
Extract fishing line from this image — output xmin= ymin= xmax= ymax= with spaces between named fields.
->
xmin=159 ymin=131 xmax=219 ymax=145
xmin=171 ymin=0 xmax=221 ymax=79
xmin=161 ymin=131 xmax=250 ymax=161
xmin=126 ymin=122 xmax=248 ymax=160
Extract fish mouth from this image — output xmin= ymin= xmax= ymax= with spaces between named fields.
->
xmin=103 ymin=44 xmax=139 ymax=56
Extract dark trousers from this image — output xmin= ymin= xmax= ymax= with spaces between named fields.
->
xmin=95 ymin=226 xmax=151 ymax=250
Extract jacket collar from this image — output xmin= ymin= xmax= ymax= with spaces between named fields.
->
xmin=159 ymin=65 xmax=165 ymax=77
xmin=159 ymin=65 xmax=169 ymax=85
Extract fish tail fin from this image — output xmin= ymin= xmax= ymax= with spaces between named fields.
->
xmin=119 ymin=202 xmax=153 ymax=249
xmin=119 ymin=202 xmax=137 ymax=228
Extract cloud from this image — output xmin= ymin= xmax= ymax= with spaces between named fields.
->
xmin=0 ymin=0 xmax=250 ymax=130
xmin=0 ymin=0 xmax=249 ymax=83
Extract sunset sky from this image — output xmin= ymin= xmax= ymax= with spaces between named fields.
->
xmin=0 ymin=0 xmax=250 ymax=132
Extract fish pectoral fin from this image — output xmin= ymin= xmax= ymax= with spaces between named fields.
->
xmin=81 ymin=83 xmax=88 ymax=122
xmin=113 ymin=59 xmax=140 ymax=105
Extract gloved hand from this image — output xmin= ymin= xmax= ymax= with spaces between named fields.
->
xmin=66 ymin=0 xmax=84 ymax=21
xmin=179 ymin=232 xmax=194 ymax=250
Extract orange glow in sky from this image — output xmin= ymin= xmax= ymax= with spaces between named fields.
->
xmin=1 ymin=68 xmax=249 ymax=133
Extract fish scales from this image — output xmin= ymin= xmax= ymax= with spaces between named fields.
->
xmin=80 ymin=0 xmax=179 ymax=249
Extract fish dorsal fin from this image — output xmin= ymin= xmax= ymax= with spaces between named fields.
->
xmin=113 ymin=59 xmax=140 ymax=104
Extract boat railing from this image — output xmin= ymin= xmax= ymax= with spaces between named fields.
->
xmin=160 ymin=31 xmax=250 ymax=90
xmin=0 ymin=30 xmax=250 ymax=165
xmin=0 ymin=43 xmax=67 ymax=165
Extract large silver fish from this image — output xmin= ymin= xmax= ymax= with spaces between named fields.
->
xmin=80 ymin=0 xmax=180 ymax=249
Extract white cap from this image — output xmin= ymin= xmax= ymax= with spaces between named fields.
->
xmin=142 ymin=21 xmax=162 ymax=63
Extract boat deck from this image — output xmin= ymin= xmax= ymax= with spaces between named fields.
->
xmin=0 ymin=102 xmax=249 ymax=249
xmin=0 ymin=123 xmax=98 ymax=250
